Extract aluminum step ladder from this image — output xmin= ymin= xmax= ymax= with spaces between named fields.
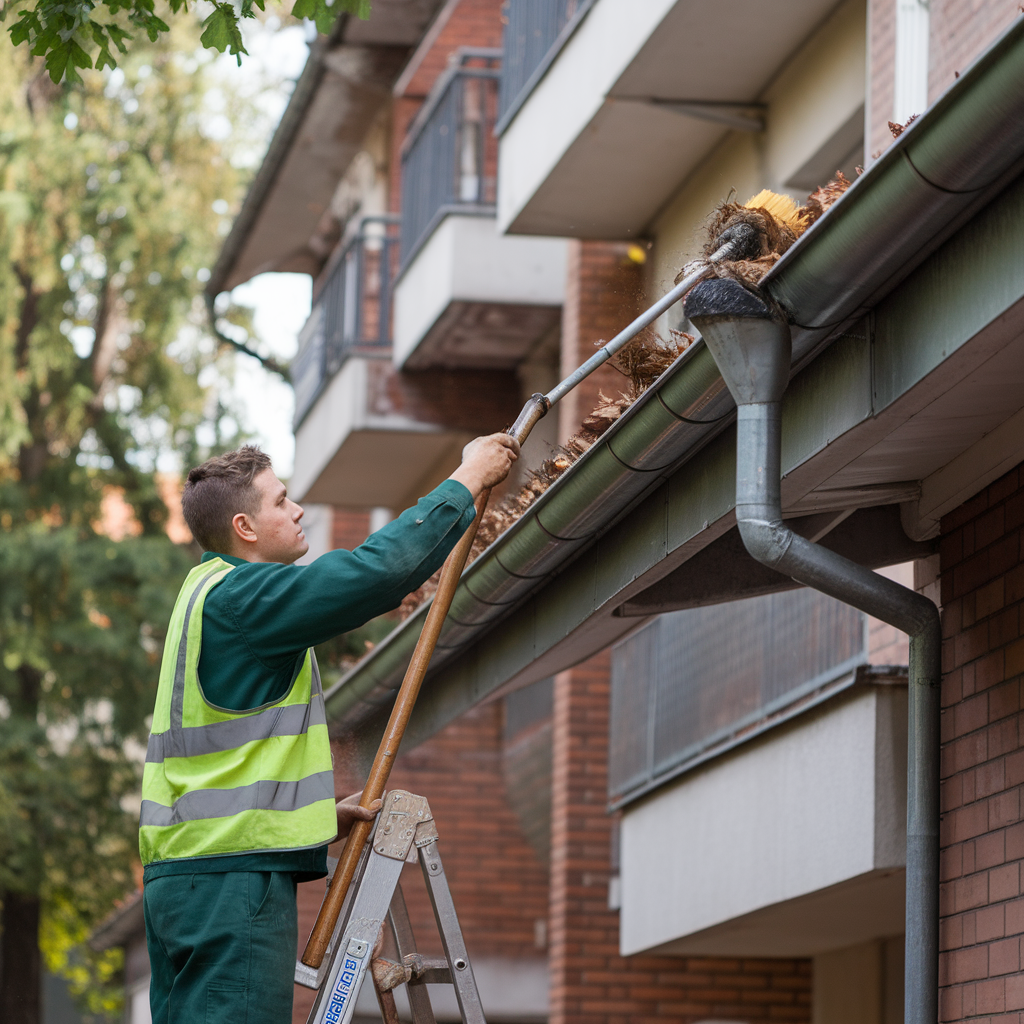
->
xmin=295 ymin=789 xmax=486 ymax=1024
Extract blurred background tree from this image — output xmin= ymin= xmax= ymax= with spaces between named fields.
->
xmin=0 ymin=25 xmax=264 ymax=1022
xmin=3 ymin=0 xmax=369 ymax=84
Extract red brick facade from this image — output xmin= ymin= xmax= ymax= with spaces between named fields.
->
xmin=558 ymin=241 xmax=647 ymax=447
xmin=549 ymin=653 xmax=813 ymax=1024
xmin=332 ymin=508 xmax=371 ymax=551
xmin=928 ymin=0 xmax=1019 ymax=106
xmin=939 ymin=461 xmax=1024 ymax=1022
xmin=867 ymin=0 xmax=897 ymax=161
xmin=869 ymin=0 xmax=1020 ymax=164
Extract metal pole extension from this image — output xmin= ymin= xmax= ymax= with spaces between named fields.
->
xmin=507 ymin=242 xmax=734 ymax=444
xmin=547 ymin=242 xmax=734 ymax=407
xmin=300 ymin=243 xmax=732 ymax=971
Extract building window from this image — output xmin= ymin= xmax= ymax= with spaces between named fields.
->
xmin=610 ymin=588 xmax=866 ymax=802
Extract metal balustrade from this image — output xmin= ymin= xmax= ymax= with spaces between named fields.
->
xmin=609 ymin=588 xmax=868 ymax=802
xmin=399 ymin=51 xmax=501 ymax=270
xmin=291 ymin=217 xmax=399 ymax=428
xmin=497 ymin=0 xmax=595 ymax=135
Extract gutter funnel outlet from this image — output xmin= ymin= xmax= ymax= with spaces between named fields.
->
xmin=684 ymin=280 xmax=791 ymax=405
xmin=685 ymin=277 xmax=941 ymax=1024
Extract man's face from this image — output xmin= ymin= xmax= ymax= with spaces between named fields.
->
xmin=235 ymin=468 xmax=308 ymax=564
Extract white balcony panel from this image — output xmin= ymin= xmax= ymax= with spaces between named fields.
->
xmin=393 ymin=214 xmax=567 ymax=370
xmin=497 ymin=0 xmax=842 ymax=239
xmin=291 ymin=356 xmax=469 ymax=508
xmin=619 ymin=686 xmax=907 ymax=958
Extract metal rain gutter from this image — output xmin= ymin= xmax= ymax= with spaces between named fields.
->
xmin=323 ymin=337 xmax=736 ymax=725
xmin=323 ymin=14 xmax=1024 ymax=734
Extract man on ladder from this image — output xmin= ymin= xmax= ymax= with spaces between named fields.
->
xmin=139 ymin=434 xmax=519 ymax=1024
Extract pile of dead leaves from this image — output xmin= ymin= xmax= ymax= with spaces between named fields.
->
xmin=397 ymin=329 xmax=694 ymax=619
xmin=887 ymin=114 xmax=918 ymax=138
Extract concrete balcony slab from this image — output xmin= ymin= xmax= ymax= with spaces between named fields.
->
xmin=619 ymin=685 xmax=907 ymax=957
xmin=393 ymin=214 xmax=566 ymax=370
xmin=497 ymin=0 xmax=847 ymax=239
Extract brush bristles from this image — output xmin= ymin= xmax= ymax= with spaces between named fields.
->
xmin=744 ymin=189 xmax=804 ymax=234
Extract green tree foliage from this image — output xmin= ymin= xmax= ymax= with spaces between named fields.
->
xmin=0 ymin=31 xmax=255 ymax=1021
xmin=2 ymin=0 xmax=370 ymax=83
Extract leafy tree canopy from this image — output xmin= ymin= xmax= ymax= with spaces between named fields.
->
xmin=2 ymin=0 xmax=369 ymax=84
xmin=0 ymin=27 xmax=264 ymax=1020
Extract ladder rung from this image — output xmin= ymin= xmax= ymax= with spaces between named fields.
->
xmin=407 ymin=959 xmax=452 ymax=986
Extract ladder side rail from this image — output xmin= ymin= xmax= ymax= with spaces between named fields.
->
xmin=417 ymin=843 xmax=487 ymax=1024
xmin=307 ymin=851 xmax=407 ymax=1024
xmin=296 ymin=843 xmax=374 ymax=990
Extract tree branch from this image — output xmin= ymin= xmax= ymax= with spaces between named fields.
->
xmin=14 ymin=266 xmax=38 ymax=371
xmin=204 ymin=293 xmax=291 ymax=382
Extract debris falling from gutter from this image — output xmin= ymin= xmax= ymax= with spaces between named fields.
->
xmin=397 ymin=329 xmax=692 ymax=619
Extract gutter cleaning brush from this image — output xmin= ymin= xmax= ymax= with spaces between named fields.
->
xmin=684 ymin=174 xmax=853 ymax=291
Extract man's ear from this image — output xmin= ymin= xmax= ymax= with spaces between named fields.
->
xmin=231 ymin=512 xmax=258 ymax=548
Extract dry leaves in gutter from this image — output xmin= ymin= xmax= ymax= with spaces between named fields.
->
xmin=396 ymin=329 xmax=694 ymax=619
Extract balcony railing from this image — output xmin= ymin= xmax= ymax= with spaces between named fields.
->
xmin=291 ymin=217 xmax=399 ymax=428
xmin=609 ymin=589 xmax=868 ymax=803
xmin=400 ymin=50 xmax=501 ymax=270
xmin=496 ymin=0 xmax=596 ymax=135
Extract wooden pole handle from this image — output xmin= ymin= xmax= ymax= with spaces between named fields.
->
xmin=301 ymin=490 xmax=490 ymax=968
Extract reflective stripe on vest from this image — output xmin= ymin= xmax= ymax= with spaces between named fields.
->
xmin=139 ymin=559 xmax=337 ymax=865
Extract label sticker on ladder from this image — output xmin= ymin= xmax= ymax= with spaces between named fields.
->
xmin=324 ymin=939 xmax=367 ymax=1024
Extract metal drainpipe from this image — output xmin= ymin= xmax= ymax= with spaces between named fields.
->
xmin=685 ymin=278 xmax=941 ymax=1024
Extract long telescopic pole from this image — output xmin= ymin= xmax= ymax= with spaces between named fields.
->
xmin=300 ymin=243 xmax=734 ymax=969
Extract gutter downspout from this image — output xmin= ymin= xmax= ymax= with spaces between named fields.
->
xmin=685 ymin=278 xmax=941 ymax=1024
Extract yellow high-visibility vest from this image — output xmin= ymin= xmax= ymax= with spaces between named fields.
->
xmin=139 ymin=558 xmax=336 ymax=865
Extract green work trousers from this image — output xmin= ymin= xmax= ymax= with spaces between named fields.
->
xmin=144 ymin=871 xmax=297 ymax=1023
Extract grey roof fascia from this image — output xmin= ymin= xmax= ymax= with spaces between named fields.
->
xmin=323 ymin=14 xmax=1024 ymax=737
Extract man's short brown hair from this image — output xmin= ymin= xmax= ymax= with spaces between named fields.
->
xmin=182 ymin=446 xmax=273 ymax=553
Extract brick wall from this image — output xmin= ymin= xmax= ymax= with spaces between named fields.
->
xmin=332 ymin=508 xmax=371 ymax=550
xmin=559 ymin=241 xmax=647 ymax=446
xmin=398 ymin=0 xmax=504 ymax=100
xmin=549 ymin=652 xmax=813 ymax=1024
xmin=867 ymin=0 xmax=897 ymax=162
xmin=868 ymin=0 xmax=1020 ymax=164
xmin=928 ymin=1 xmax=1020 ymax=106
xmin=870 ymin=563 xmax=915 ymax=666
xmin=938 ymin=460 xmax=1024 ymax=1023
xmin=370 ymin=362 xmax=521 ymax=435
xmin=293 ymin=702 xmax=550 ymax=1023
